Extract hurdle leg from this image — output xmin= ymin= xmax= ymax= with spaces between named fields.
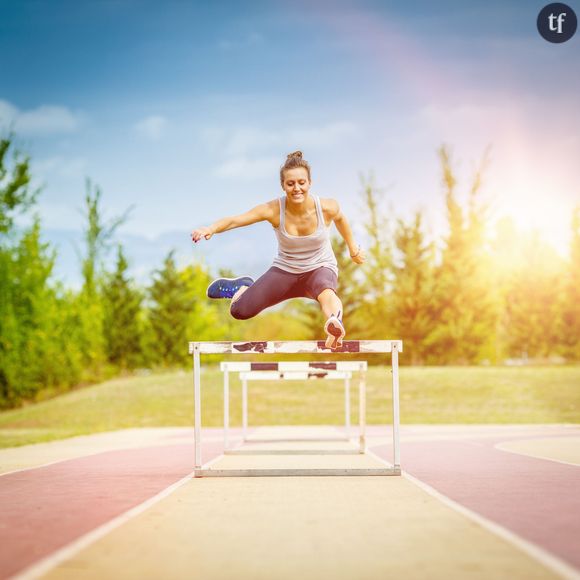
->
xmin=224 ymin=370 xmax=230 ymax=450
xmin=193 ymin=344 xmax=202 ymax=475
xmin=392 ymin=343 xmax=401 ymax=470
xmin=344 ymin=376 xmax=351 ymax=438
xmin=359 ymin=366 xmax=366 ymax=453
xmin=242 ymin=378 xmax=248 ymax=441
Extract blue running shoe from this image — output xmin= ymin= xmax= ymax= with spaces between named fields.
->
xmin=206 ymin=276 xmax=254 ymax=299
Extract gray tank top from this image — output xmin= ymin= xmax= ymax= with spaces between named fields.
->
xmin=272 ymin=194 xmax=338 ymax=275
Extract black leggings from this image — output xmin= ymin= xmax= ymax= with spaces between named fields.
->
xmin=230 ymin=266 xmax=338 ymax=320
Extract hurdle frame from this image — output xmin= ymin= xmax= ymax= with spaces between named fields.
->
xmin=189 ymin=340 xmax=402 ymax=477
xmin=219 ymin=361 xmax=368 ymax=451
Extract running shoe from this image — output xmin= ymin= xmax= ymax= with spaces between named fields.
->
xmin=206 ymin=276 xmax=254 ymax=299
xmin=324 ymin=311 xmax=345 ymax=349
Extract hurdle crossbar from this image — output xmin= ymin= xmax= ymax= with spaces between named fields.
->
xmin=190 ymin=340 xmax=402 ymax=477
xmin=220 ymin=361 xmax=366 ymax=371
xmin=221 ymin=361 xmax=367 ymax=447
xmin=229 ymin=368 xmax=356 ymax=450
xmin=238 ymin=370 xmax=352 ymax=380
xmin=190 ymin=340 xmax=401 ymax=355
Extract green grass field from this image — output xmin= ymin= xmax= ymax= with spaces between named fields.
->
xmin=0 ymin=365 xmax=579 ymax=448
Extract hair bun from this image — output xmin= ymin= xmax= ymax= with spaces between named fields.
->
xmin=280 ymin=150 xmax=311 ymax=185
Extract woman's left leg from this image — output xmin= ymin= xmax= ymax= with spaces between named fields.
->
xmin=317 ymin=288 xmax=343 ymax=319
xmin=304 ymin=267 xmax=346 ymax=348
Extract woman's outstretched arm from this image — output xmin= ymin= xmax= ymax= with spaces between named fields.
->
xmin=191 ymin=201 xmax=276 ymax=243
xmin=324 ymin=199 xmax=366 ymax=264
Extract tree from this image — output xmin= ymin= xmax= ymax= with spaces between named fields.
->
xmin=0 ymin=136 xmax=60 ymax=406
xmin=559 ymin=207 xmax=580 ymax=360
xmin=426 ymin=146 xmax=498 ymax=364
xmin=390 ymin=211 xmax=436 ymax=364
xmin=148 ymin=251 xmax=195 ymax=366
xmin=0 ymin=134 xmax=37 ymax=236
xmin=81 ymin=180 xmax=129 ymax=296
xmin=1 ymin=135 xmax=37 ymax=398
xmin=102 ymin=246 xmax=144 ymax=369
xmin=76 ymin=181 xmax=129 ymax=370
xmin=0 ymin=221 xmax=57 ymax=404
xmin=358 ymin=173 xmax=394 ymax=339
xmin=503 ymin=233 xmax=563 ymax=359
xmin=182 ymin=261 xmax=229 ymax=341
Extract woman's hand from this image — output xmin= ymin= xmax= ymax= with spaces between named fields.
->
xmin=350 ymin=245 xmax=366 ymax=264
xmin=191 ymin=226 xmax=214 ymax=243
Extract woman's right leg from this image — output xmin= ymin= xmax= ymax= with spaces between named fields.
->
xmin=230 ymin=267 xmax=300 ymax=320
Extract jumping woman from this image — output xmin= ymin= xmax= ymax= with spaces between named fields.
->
xmin=191 ymin=151 xmax=365 ymax=349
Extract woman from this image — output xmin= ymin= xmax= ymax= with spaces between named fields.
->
xmin=191 ymin=151 xmax=365 ymax=349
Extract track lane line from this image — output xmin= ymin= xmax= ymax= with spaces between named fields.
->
xmin=365 ymin=448 xmax=580 ymax=580
xmin=12 ymin=453 xmax=224 ymax=580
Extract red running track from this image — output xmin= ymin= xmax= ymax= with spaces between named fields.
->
xmin=1 ymin=426 xmax=578 ymax=578
xmin=370 ymin=428 xmax=580 ymax=571
xmin=0 ymin=436 xmax=225 ymax=579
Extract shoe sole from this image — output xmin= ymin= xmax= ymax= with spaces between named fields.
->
xmin=324 ymin=320 xmax=345 ymax=350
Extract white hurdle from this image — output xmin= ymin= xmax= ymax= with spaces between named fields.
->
xmin=189 ymin=340 xmax=403 ymax=477
xmin=219 ymin=361 xmax=368 ymax=452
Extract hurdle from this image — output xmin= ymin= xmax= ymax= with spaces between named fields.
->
xmin=189 ymin=340 xmax=402 ymax=477
xmin=220 ymin=361 xmax=368 ymax=451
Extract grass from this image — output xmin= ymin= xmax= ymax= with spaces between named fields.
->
xmin=0 ymin=365 xmax=579 ymax=448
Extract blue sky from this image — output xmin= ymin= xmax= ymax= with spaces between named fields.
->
xmin=1 ymin=0 xmax=579 ymax=285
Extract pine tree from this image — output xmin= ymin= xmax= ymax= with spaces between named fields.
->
xmin=503 ymin=233 xmax=563 ymax=359
xmin=390 ymin=211 xmax=436 ymax=364
xmin=148 ymin=251 xmax=195 ymax=366
xmin=182 ymin=261 xmax=229 ymax=341
xmin=77 ymin=181 xmax=129 ymax=371
xmin=0 ymin=135 xmax=37 ymax=236
xmin=102 ymin=246 xmax=143 ymax=369
xmin=559 ymin=207 xmax=580 ymax=360
xmin=0 ymin=137 xmax=49 ymax=406
xmin=1 ymin=221 xmax=55 ymax=403
xmin=427 ymin=146 xmax=497 ymax=364
xmin=358 ymin=174 xmax=394 ymax=339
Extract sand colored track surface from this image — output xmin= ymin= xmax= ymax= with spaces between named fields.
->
xmin=1 ymin=424 xmax=578 ymax=579
xmin=40 ymin=474 xmax=555 ymax=580
xmin=496 ymin=436 xmax=580 ymax=466
xmin=369 ymin=424 xmax=580 ymax=574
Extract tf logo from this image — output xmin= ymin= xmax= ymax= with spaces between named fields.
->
xmin=537 ymin=3 xmax=577 ymax=43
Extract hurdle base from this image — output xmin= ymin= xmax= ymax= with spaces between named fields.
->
xmin=194 ymin=467 xmax=401 ymax=477
xmin=243 ymin=436 xmax=351 ymax=443
xmin=224 ymin=449 xmax=362 ymax=456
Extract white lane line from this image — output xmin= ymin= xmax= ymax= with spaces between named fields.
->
xmin=11 ymin=453 xmax=224 ymax=580
xmin=365 ymin=448 xmax=580 ymax=580
xmin=0 ymin=435 xmax=225 ymax=478
xmin=494 ymin=442 xmax=580 ymax=468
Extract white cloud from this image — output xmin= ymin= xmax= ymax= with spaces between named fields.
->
xmin=213 ymin=155 xmax=279 ymax=179
xmin=288 ymin=121 xmax=359 ymax=148
xmin=134 ymin=115 xmax=168 ymax=140
xmin=201 ymin=121 xmax=359 ymax=156
xmin=0 ymin=100 xmax=84 ymax=135
xmin=35 ymin=155 xmax=88 ymax=179
xmin=203 ymin=121 xmax=360 ymax=177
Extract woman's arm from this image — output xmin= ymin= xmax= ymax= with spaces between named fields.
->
xmin=323 ymin=198 xmax=366 ymax=264
xmin=191 ymin=201 xmax=275 ymax=243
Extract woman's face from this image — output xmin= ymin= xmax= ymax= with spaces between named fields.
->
xmin=282 ymin=167 xmax=311 ymax=205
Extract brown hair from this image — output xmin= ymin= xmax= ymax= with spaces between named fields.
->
xmin=280 ymin=151 xmax=311 ymax=185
